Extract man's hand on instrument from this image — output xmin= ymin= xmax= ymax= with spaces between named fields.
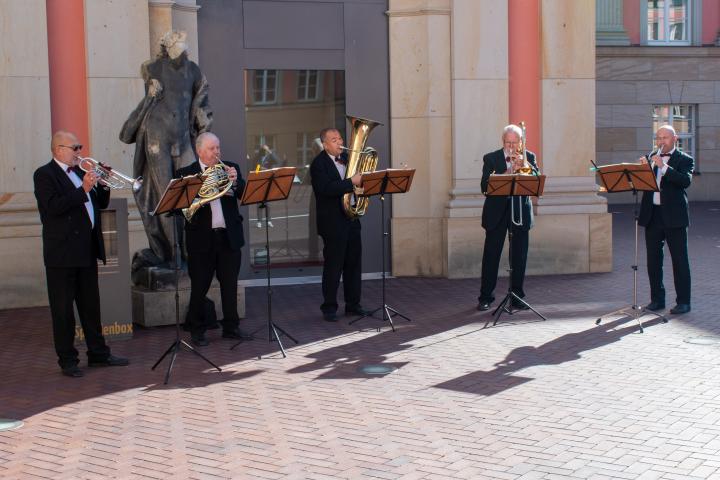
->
xmin=82 ymin=171 xmax=98 ymax=192
xmin=637 ymin=156 xmax=647 ymax=165
xmin=651 ymin=154 xmax=664 ymax=169
xmin=225 ymin=166 xmax=238 ymax=184
xmin=351 ymin=172 xmax=362 ymax=186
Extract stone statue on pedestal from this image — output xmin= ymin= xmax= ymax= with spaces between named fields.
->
xmin=120 ymin=30 xmax=212 ymax=279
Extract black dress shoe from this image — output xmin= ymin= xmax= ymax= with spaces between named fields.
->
xmin=645 ymin=301 xmax=665 ymax=311
xmin=511 ymin=301 xmax=530 ymax=311
xmin=61 ymin=365 xmax=84 ymax=378
xmin=191 ymin=334 xmax=209 ymax=347
xmin=323 ymin=312 xmax=338 ymax=322
xmin=222 ymin=327 xmax=254 ymax=341
xmin=345 ymin=306 xmax=370 ymax=316
xmin=477 ymin=301 xmax=491 ymax=311
xmin=88 ymin=354 xmax=129 ymax=367
xmin=670 ymin=303 xmax=691 ymax=314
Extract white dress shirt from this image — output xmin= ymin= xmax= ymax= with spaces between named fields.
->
xmin=54 ymin=158 xmax=94 ymax=228
xmin=199 ymin=159 xmax=227 ymax=229
xmin=653 ymin=148 xmax=674 ymax=205
xmin=329 ymin=153 xmax=346 ymax=178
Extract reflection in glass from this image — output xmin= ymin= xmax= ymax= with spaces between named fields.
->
xmin=647 ymin=0 xmax=689 ymax=43
xmin=100 ymin=210 xmax=119 ymax=269
xmin=651 ymin=104 xmax=695 ymax=159
xmin=245 ymin=70 xmax=346 ymax=269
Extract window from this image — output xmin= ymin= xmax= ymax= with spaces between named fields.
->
xmin=297 ymin=70 xmax=320 ymax=101
xmin=244 ymin=69 xmax=346 ymax=270
xmin=652 ymin=104 xmax=695 ymax=160
xmin=647 ymin=0 xmax=691 ymax=44
xmin=252 ymin=70 xmax=278 ymax=104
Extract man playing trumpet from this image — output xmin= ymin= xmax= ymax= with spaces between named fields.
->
xmin=477 ymin=124 xmax=539 ymax=312
xmin=33 ymin=131 xmax=129 ymax=377
xmin=637 ymin=125 xmax=694 ymax=315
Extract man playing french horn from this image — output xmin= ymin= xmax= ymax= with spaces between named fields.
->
xmin=175 ymin=132 xmax=250 ymax=346
xmin=477 ymin=124 xmax=539 ymax=312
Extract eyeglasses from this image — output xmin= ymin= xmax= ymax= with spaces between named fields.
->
xmin=59 ymin=144 xmax=83 ymax=152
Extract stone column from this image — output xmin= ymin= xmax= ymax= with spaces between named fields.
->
xmin=443 ymin=0 xmax=509 ymax=278
xmin=149 ymin=0 xmax=201 ymax=62
xmin=538 ymin=0 xmax=611 ymax=273
xmin=596 ymin=0 xmax=630 ymax=46
xmin=388 ymin=0 xmax=452 ymax=277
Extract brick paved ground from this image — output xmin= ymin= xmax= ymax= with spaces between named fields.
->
xmin=1 ymin=202 xmax=719 ymax=480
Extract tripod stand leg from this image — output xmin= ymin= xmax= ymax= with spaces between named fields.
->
xmin=487 ymin=295 xmax=511 ymax=328
xmin=385 ymin=305 xmax=412 ymax=323
xmin=180 ymin=340 xmax=222 ymax=371
xmin=382 ymin=306 xmax=396 ymax=332
xmin=163 ymin=344 xmax=180 ymax=385
xmin=272 ymin=323 xmax=299 ymax=344
xmin=152 ymin=341 xmax=178 ymax=370
xmin=510 ymin=293 xmax=547 ymax=321
xmin=268 ymin=323 xmax=287 ymax=358
xmin=348 ymin=306 xmax=382 ymax=325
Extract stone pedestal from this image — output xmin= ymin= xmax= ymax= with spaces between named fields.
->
xmin=131 ymin=267 xmax=245 ymax=327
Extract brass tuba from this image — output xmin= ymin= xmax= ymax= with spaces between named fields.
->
xmin=182 ymin=155 xmax=232 ymax=221
xmin=341 ymin=115 xmax=382 ymax=218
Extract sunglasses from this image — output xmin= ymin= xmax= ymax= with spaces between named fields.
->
xmin=59 ymin=144 xmax=83 ymax=152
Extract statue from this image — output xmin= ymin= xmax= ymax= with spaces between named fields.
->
xmin=120 ymin=30 xmax=212 ymax=272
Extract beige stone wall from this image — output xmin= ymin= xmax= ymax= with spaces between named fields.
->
xmin=596 ymin=46 xmax=720 ymax=203
xmin=0 ymin=0 xmax=202 ymax=309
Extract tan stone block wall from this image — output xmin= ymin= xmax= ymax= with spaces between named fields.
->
xmin=391 ymin=218 xmax=444 ymax=277
xmin=0 ymin=0 xmax=51 ymax=194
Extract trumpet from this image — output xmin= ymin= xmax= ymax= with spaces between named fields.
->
xmin=78 ymin=157 xmax=143 ymax=192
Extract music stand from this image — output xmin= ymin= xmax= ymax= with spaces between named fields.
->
xmin=233 ymin=167 xmax=299 ymax=358
xmin=349 ymin=168 xmax=415 ymax=332
xmin=150 ymin=175 xmax=222 ymax=384
xmin=593 ymin=161 xmax=667 ymax=333
xmin=483 ymin=173 xmax=548 ymax=328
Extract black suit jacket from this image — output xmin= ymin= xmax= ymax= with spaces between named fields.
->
xmin=481 ymin=148 xmax=539 ymax=231
xmin=310 ymin=150 xmax=358 ymax=238
xmin=175 ymin=161 xmax=245 ymax=253
xmin=34 ymin=160 xmax=110 ymax=267
xmin=638 ymin=150 xmax=694 ymax=229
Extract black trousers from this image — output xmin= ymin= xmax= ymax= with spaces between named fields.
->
xmin=187 ymin=229 xmax=242 ymax=336
xmin=45 ymin=264 xmax=110 ymax=369
xmin=479 ymin=208 xmax=529 ymax=303
xmin=320 ymin=221 xmax=362 ymax=313
xmin=644 ymin=205 xmax=691 ymax=305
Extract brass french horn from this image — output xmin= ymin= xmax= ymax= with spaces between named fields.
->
xmin=182 ymin=154 xmax=232 ymax=221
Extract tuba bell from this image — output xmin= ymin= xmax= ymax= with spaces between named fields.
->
xmin=182 ymin=155 xmax=232 ymax=221
xmin=341 ymin=115 xmax=382 ymax=218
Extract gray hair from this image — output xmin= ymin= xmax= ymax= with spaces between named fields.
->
xmin=195 ymin=132 xmax=219 ymax=151
xmin=656 ymin=124 xmax=677 ymax=136
xmin=502 ymin=124 xmax=522 ymax=139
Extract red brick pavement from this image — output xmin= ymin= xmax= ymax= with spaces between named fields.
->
xmin=1 ymin=202 xmax=719 ymax=479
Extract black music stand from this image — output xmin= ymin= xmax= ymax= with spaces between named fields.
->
xmin=150 ymin=175 xmax=222 ymax=384
xmin=593 ymin=161 xmax=667 ymax=333
xmin=233 ymin=167 xmax=299 ymax=358
xmin=349 ymin=168 xmax=415 ymax=332
xmin=484 ymin=173 xmax=548 ymax=328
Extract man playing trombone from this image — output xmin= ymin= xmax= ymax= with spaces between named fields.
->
xmin=33 ymin=131 xmax=129 ymax=377
xmin=477 ymin=124 xmax=539 ymax=312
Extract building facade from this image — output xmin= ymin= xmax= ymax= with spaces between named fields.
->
xmin=596 ymin=0 xmax=720 ymax=202
xmin=0 ymin=0 xmax=640 ymax=309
